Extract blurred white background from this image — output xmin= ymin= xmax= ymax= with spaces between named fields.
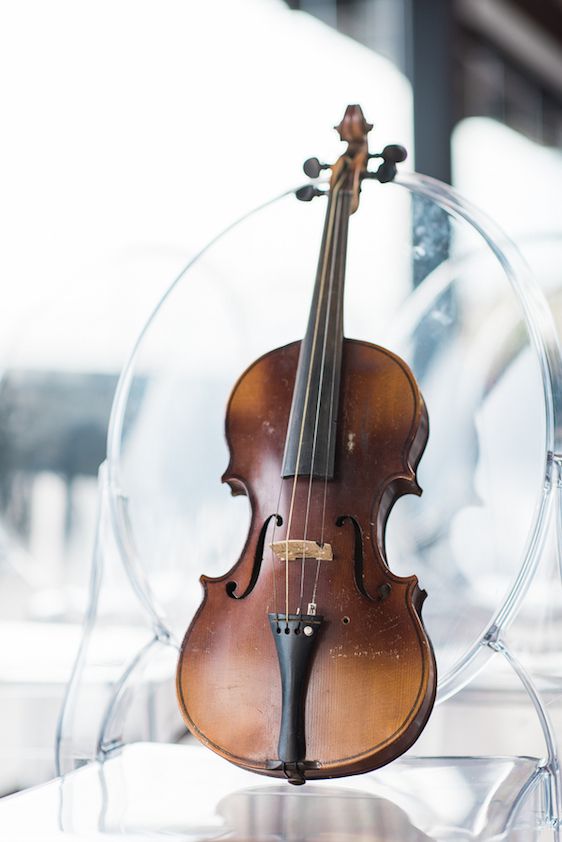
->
xmin=1 ymin=0 xmax=562 ymax=800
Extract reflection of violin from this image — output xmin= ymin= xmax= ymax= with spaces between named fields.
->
xmin=177 ymin=106 xmax=436 ymax=785
xmin=212 ymin=785 xmax=434 ymax=840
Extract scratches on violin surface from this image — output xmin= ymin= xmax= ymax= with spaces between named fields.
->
xmin=327 ymin=640 xmax=407 ymax=660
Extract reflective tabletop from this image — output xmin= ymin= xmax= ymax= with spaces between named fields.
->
xmin=0 ymin=742 xmax=556 ymax=840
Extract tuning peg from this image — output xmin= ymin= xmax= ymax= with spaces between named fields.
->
xmin=364 ymin=143 xmax=408 ymax=184
xmin=295 ymin=184 xmax=328 ymax=202
xmin=303 ymin=157 xmax=330 ymax=179
xmin=381 ymin=144 xmax=407 ymax=164
xmin=375 ymin=160 xmax=397 ymax=183
xmin=361 ymin=161 xmax=397 ymax=184
xmin=368 ymin=144 xmax=407 ymax=163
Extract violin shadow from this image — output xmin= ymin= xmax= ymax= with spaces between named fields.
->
xmin=205 ymin=783 xmax=433 ymax=842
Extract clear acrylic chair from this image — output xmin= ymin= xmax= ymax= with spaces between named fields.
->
xmin=52 ymin=172 xmax=562 ymax=840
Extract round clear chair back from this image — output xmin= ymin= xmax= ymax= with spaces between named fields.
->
xmin=55 ymin=172 xmax=562 ymax=840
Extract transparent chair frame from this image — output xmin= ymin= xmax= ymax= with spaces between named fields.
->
xmin=55 ymin=172 xmax=562 ymax=838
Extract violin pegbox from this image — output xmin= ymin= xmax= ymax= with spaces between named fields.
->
xmin=296 ymin=105 xmax=408 ymax=205
xmin=297 ymin=105 xmax=373 ymax=208
xmin=331 ymin=104 xmax=373 ymax=214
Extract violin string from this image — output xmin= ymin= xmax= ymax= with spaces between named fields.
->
xmin=284 ymin=180 xmax=341 ymax=621
xmin=312 ymin=191 xmax=349 ymax=608
xmin=282 ymin=172 xmax=345 ymax=623
xmin=297 ymin=185 xmax=344 ymax=614
xmin=269 ymin=483 xmax=284 ymax=617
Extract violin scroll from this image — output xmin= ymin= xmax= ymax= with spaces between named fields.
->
xmin=334 ymin=103 xmax=373 ymax=143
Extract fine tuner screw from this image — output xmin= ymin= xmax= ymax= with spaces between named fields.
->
xmin=303 ymin=157 xmax=330 ymax=179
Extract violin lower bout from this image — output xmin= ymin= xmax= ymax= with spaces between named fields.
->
xmin=177 ymin=577 xmax=436 ymax=780
xmin=176 ymin=338 xmax=437 ymax=781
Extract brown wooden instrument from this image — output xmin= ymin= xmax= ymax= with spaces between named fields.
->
xmin=176 ymin=105 xmax=437 ymax=785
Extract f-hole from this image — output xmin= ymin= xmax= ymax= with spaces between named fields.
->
xmin=336 ymin=515 xmax=369 ymax=599
xmin=226 ymin=513 xmax=282 ymax=599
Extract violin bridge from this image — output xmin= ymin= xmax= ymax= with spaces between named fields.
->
xmin=269 ymin=540 xmax=333 ymax=562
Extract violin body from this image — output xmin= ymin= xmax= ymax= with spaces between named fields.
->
xmin=177 ymin=338 xmax=436 ymax=780
xmin=176 ymin=106 xmax=437 ymax=784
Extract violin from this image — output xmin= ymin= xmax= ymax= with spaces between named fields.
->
xmin=177 ymin=105 xmax=437 ymax=785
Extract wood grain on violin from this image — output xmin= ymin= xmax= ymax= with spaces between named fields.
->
xmin=177 ymin=105 xmax=437 ymax=785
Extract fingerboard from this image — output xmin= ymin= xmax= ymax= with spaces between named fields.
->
xmin=282 ymin=184 xmax=351 ymax=479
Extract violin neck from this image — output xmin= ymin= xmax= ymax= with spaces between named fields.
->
xmin=282 ymin=186 xmax=352 ymax=479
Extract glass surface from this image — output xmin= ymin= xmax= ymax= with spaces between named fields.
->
xmin=0 ymin=742 xmax=555 ymax=840
xmin=106 ymin=176 xmax=559 ymax=684
xmin=499 ymin=235 xmax=562 ymax=693
xmin=54 ymin=175 xmax=562 ymax=839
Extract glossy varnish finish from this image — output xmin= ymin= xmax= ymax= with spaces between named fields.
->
xmin=177 ymin=337 xmax=436 ymax=779
xmin=177 ymin=105 xmax=436 ymax=782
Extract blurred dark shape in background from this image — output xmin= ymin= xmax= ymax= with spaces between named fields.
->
xmin=285 ymin=0 xmax=562 ymax=182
